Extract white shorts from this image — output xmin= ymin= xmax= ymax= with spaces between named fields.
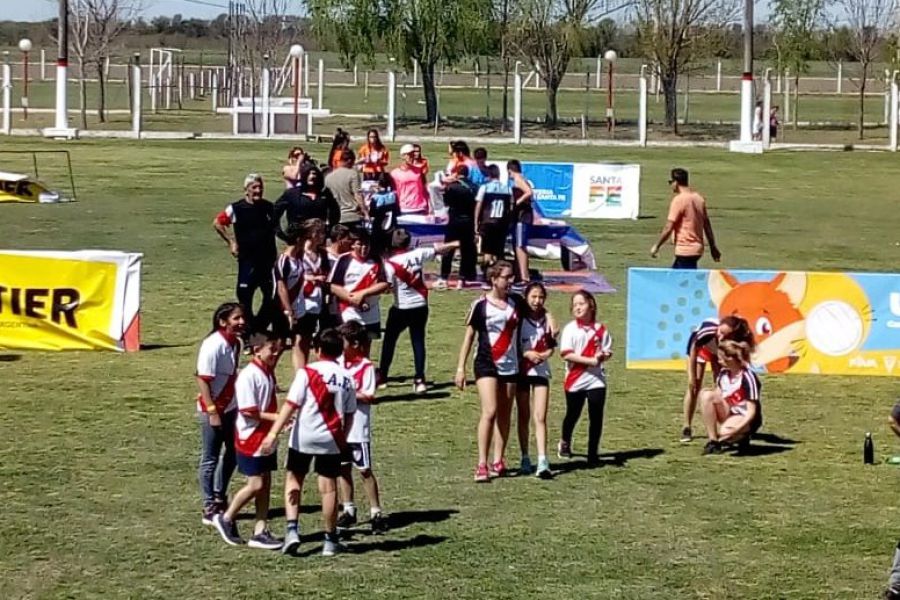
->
xmin=342 ymin=442 xmax=372 ymax=471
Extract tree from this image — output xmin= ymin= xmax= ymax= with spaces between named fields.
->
xmin=770 ymin=0 xmax=824 ymax=129
xmin=509 ymin=0 xmax=628 ymax=127
xmin=830 ymin=0 xmax=896 ymax=139
xmin=89 ymin=1 xmax=138 ymax=123
xmin=310 ymin=0 xmax=490 ymax=124
xmin=633 ymin=0 xmax=739 ymax=132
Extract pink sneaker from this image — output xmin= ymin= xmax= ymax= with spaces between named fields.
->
xmin=474 ymin=463 xmax=490 ymax=483
xmin=489 ymin=460 xmax=507 ymax=478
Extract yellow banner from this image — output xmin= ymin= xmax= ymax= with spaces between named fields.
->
xmin=0 ymin=177 xmax=51 ymax=203
xmin=0 ymin=254 xmax=122 ymax=350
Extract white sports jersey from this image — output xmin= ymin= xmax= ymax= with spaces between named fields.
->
xmin=302 ymin=250 xmax=328 ymax=315
xmin=384 ymin=247 xmax=436 ymax=310
xmin=234 ymin=359 xmax=278 ymax=457
xmin=195 ymin=330 xmax=240 ymax=413
xmin=344 ymin=356 xmax=376 ymax=443
xmin=286 ymin=359 xmax=357 ymax=455
xmin=519 ymin=315 xmax=552 ymax=379
xmin=328 ymin=254 xmax=384 ymax=325
xmin=274 ymin=253 xmax=307 ymax=319
xmin=467 ymin=295 xmax=520 ymax=376
xmin=717 ymin=368 xmax=762 ymax=416
xmin=560 ymin=320 xmax=612 ymax=392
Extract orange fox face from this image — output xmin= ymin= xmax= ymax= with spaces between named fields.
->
xmin=708 ymin=271 xmax=807 ymax=373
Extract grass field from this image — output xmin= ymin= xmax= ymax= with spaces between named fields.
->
xmin=2 ymin=137 xmax=900 ymax=599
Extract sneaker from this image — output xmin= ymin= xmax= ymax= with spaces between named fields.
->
xmin=282 ymin=528 xmax=301 ymax=555
xmin=322 ymin=536 xmax=346 ymax=557
xmin=433 ymin=278 xmax=448 ymax=291
xmin=535 ymin=458 xmax=553 ymax=479
xmin=557 ymin=440 xmax=572 ymax=459
xmin=201 ymin=505 xmax=218 ymax=526
xmin=680 ymin=427 xmax=693 ymax=443
xmin=248 ymin=529 xmax=283 ymax=551
xmin=212 ymin=513 xmax=243 ymax=546
xmin=336 ymin=511 xmax=358 ymax=530
xmin=519 ymin=456 xmax=533 ymax=476
xmin=474 ymin=463 xmax=490 ymax=482
xmin=370 ymin=512 xmax=389 ymax=535
xmin=489 ymin=459 xmax=507 ymax=478
xmin=702 ymin=441 xmax=723 ymax=455
xmin=413 ymin=380 xmax=428 ymax=394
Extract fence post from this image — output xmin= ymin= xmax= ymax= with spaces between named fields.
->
xmin=387 ymin=70 xmax=396 ymax=142
xmin=638 ymin=65 xmax=647 ymax=147
xmin=763 ymin=69 xmax=772 ymax=148
xmin=132 ymin=62 xmax=141 ymax=138
xmin=595 ymin=56 xmax=601 ymax=89
xmin=303 ymin=53 xmax=309 ymax=97
xmin=783 ymin=68 xmax=790 ymax=124
xmin=151 ymin=73 xmax=158 ymax=113
xmin=716 ymin=60 xmax=722 ymax=92
xmin=189 ymin=72 xmax=195 ymax=99
xmin=884 ymin=69 xmax=891 ymax=125
xmin=212 ymin=72 xmax=219 ymax=113
xmin=261 ymin=68 xmax=270 ymax=137
xmin=413 ymin=61 xmax=418 ymax=87
xmin=40 ymin=48 xmax=46 ymax=81
xmin=353 ymin=61 xmax=358 ymax=86
xmin=837 ymin=61 xmax=842 ymax=94
xmin=513 ymin=73 xmax=522 ymax=144
xmin=317 ymin=58 xmax=324 ymax=110
xmin=890 ymin=72 xmax=898 ymax=151
xmin=2 ymin=62 xmax=10 ymax=134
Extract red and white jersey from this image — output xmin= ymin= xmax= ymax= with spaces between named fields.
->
xmin=302 ymin=250 xmax=328 ymax=315
xmin=328 ymin=254 xmax=384 ymax=326
xmin=519 ymin=315 xmax=553 ymax=379
xmin=468 ymin=295 xmax=520 ymax=376
xmin=343 ymin=356 xmax=376 ymax=443
xmin=274 ymin=253 xmax=307 ymax=319
xmin=195 ymin=330 xmax=240 ymax=413
xmin=717 ymin=368 xmax=762 ymax=416
xmin=560 ymin=320 xmax=612 ymax=392
xmin=384 ymin=247 xmax=436 ymax=310
xmin=234 ymin=359 xmax=278 ymax=457
xmin=286 ymin=359 xmax=357 ymax=455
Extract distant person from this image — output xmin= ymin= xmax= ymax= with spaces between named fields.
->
xmin=469 ymin=147 xmax=490 ymax=187
xmin=327 ymin=128 xmax=351 ymax=171
xmin=752 ymin=101 xmax=763 ymax=141
xmin=391 ymin=144 xmax=429 ymax=214
xmin=368 ymin=173 xmax=400 ymax=260
xmin=769 ymin=105 xmax=780 ymax=140
xmin=325 ymin=150 xmax=368 ymax=228
xmin=650 ymin=168 xmax=721 ymax=270
xmin=508 ymin=159 xmax=534 ymax=285
xmin=274 ymin=166 xmax=340 ymax=242
xmin=698 ymin=340 xmax=762 ymax=455
xmin=213 ymin=174 xmax=278 ymax=335
xmin=475 ymin=164 xmax=513 ymax=270
xmin=357 ymin=128 xmax=390 ymax=181
xmin=435 ymin=164 xmax=478 ymax=290
xmin=282 ymin=146 xmax=310 ymax=189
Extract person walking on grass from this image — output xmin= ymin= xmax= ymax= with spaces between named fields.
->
xmin=325 ymin=149 xmax=368 ymax=228
xmin=196 ymin=302 xmax=245 ymax=526
xmin=357 ymin=128 xmax=390 ymax=182
xmin=212 ymin=332 xmax=283 ymax=550
xmin=650 ymin=168 xmax=721 ymax=270
xmin=434 ymin=164 xmax=478 ymax=291
xmin=262 ymin=329 xmax=356 ymax=557
xmin=455 ymin=260 xmax=520 ymax=482
xmin=474 ymin=164 xmax=513 ymax=277
xmin=558 ymin=290 xmax=612 ymax=466
xmin=508 ymin=159 xmax=534 ymax=285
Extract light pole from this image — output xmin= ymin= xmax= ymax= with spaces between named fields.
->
xmin=19 ymin=38 xmax=32 ymax=121
xmin=604 ymin=49 xmax=617 ymax=135
xmin=289 ymin=44 xmax=303 ymax=134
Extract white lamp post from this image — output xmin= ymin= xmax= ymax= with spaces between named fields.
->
xmin=289 ymin=44 xmax=304 ymax=134
xmin=604 ymin=49 xmax=617 ymax=135
xmin=19 ymin=38 xmax=32 ymax=120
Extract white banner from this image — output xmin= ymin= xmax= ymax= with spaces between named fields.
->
xmin=570 ymin=163 xmax=641 ymax=220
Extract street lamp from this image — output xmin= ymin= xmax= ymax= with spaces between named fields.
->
xmin=604 ymin=49 xmax=617 ymax=135
xmin=18 ymin=38 xmax=32 ymax=121
xmin=289 ymin=44 xmax=304 ymax=134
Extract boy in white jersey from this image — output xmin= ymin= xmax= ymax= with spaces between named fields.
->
xmin=263 ymin=329 xmax=356 ymax=557
xmin=336 ymin=321 xmax=388 ymax=535
xmin=379 ymin=228 xmax=459 ymax=393
xmin=212 ymin=333 xmax=283 ymax=550
xmin=273 ymin=222 xmax=308 ymax=370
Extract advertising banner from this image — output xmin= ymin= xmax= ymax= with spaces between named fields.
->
xmin=520 ymin=162 xmax=574 ymax=218
xmin=626 ymin=267 xmax=900 ymax=377
xmin=570 ymin=163 xmax=641 ymax=219
xmin=0 ymin=171 xmax=63 ymax=203
xmin=0 ymin=250 xmax=142 ymax=351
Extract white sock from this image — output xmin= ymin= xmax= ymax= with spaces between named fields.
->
xmin=344 ymin=502 xmax=356 ymax=516
xmin=538 ymin=454 xmax=547 ymax=463
xmin=370 ymin=507 xmax=382 ymax=518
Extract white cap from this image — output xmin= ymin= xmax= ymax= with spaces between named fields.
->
xmin=400 ymin=143 xmax=415 ymax=156
xmin=244 ymin=173 xmax=262 ymax=188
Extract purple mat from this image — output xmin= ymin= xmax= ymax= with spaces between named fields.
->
xmin=424 ymin=271 xmax=616 ymax=294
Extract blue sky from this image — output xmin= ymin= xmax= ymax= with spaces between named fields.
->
xmin=6 ymin=0 xmax=232 ymax=22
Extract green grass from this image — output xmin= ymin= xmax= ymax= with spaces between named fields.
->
xmin=1 ymin=137 xmax=900 ymax=599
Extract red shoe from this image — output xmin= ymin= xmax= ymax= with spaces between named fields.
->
xmin=489 ymin=460 xmax=507 ymax=478
xmin=474 ymin=463 xmax=490 ymax=483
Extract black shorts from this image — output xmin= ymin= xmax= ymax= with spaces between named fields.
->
xmin=286 ymin=448 xmax=341 ymax=479
xmin=365 ymin=322 xmax=382 ymax=341
xmin=479 ymin=223 xmax=508 ymax=257
xmin=237 ymin=452 xmax=277 ymax=476
xmin=341 ymin=442 xmax=373 ymax=471
xmin=517 ymin=375 xmax=549 ymax=388
xmin=295 ymin=312 xmax=319 ymax=338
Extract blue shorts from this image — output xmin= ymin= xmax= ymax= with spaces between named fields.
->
xmin=237 ymin=452 xmax=277 ymax=476
xmin=513 ymin=222 xmax=532 ymax=249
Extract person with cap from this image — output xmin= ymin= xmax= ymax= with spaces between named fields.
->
xmin=213 ymin=174 xmax=278 ymax=334
xmin=650 ymin=168 xmax=721 ymax=270
xmin=391 ymin=144 xmax=430 ymax=214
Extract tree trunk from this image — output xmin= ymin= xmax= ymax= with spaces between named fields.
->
xmin=420 ymin=60 xmax=438 ymax=125
xmin=79 ymin=59 xmax=88 ymax=130
xmin=858 ymin=62 xmax=868 ymax=140
xmin=662 ymin=71 xmax=679 ymax=133
xmin=97 ymin=58 xmax=107 ymax=123
xmin=544 ymin=81 xmax=559 ymax=127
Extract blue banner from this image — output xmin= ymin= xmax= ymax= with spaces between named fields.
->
xmin=521 ymin=162 xmax=574 ymax=218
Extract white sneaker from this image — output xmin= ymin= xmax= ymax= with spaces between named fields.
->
xmin=322 ymin=538 xmax=345 ymax=557
xmin=414 ymin=380 xmax=427 ymax=394
xmin=433 ymin=278 xmax=448 ymax=291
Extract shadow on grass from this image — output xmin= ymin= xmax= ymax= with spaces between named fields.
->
xmin=554 ymin=448 xmax=665 ymax=475
xmin=731 ymin=444 xmax=794 ymax=457
xmin=388 ymin=508 xmax=459 ymax=530
xmin=378 ymin=382 xmax=455 ymax=404
xmin=0 ymin=354 xmax=22 ymax=362
xmin=292 ymin=534 xmax=448 ymax=557
xmin=753 ymin=432 xmax=800 ymax=446
xmin=141 ymin=343 xmax=193 ymax=351
xmin=235 ymin=505 xmax=318 ymax=522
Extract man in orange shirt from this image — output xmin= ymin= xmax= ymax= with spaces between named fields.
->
xmin=650 ymin=168 xmax=721 ymax=269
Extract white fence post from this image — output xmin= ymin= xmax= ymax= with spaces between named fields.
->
xmin=317 ymin=58 xmax=324 ymax=110
xmin=837 ymin=61 xmax=843 ymax=94
xmin=716 ymin=60 xmax=722 ymax=92
xmin=387 ymin=70 xmax=396 ymax=142
xmin=212 ymin=73 xmax=219 ymax=113
xmin=595 ymin=56 xmax=601 ymax=89
xmin=890 ymin=73 xmax=898 ymax=151
xmin=353 ymin=61 xmax=358 ymax=86
xmin=150 ymin=73 xmax=158 ymax=113
xmin=132 ymin=63 xmax=141 ymax=138
xmin=303 ymin=53 xmax=309 ymax=97
xmin=638 ymin=65 xmax=647 ymax=147
xmin=2 ymin=63 xmax=10 ymax=135
xmin=261 ymin=68 xmax=270 ymax=137
xmin=413 ymin=61 xmax=418 ymax=87
xmin=783 ymin=68 xmax=790 ymax=123
xmin=40 ymin=48 xmax=46 ymax=81
xmin=513 ymin=73 xmax=522 ymax=144
xmin=885 ymin=69 xmax=891 ymax=125
xmin=189 ymin=72 xmax=195 ymax=99
xmin=763 ymin=69 xmax=772 ymax=149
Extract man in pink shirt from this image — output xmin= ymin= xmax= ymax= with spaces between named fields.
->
xmin=391 ymin=144 xmax=429 ymax=214
xmin=650 ymin=168 xmax=721 ymax=269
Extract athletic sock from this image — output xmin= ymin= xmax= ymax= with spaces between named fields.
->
xmin=370 ymin=507 xmax=382 ymax=518
xmin=538 ymin=454 xmax=547 ymax=463
xmin=344 ymin=502 xmax=357 ymax=517
xmin=286 ymin=520 xmax=298 ymax=533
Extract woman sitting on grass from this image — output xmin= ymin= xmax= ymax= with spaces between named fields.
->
xmin=699 ymin=340 xmax=762 ymax=455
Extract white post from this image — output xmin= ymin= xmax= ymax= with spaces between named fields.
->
xmin=189 ymin=72 xmax=195 ymax=99
xmin=132 ymin=63 xmax=141 ymax=138
xmin=783 ymin=68 xmax=790 ymax=123
xmin=474 ymin=59 xmax=479 ymax=88
xmin=177 ymin=69 xmax=183 ymax=105
xmin=150 ymin=73 xmax=158 ymax=113
xmin=303 ymin=53 xmax=309 ymax=97
xmin=104 ymin=55 xmax=110 ymax=79
xmin=261 ymin=67 xmax=270 ymax=137
xmin=595 ymin=56 xmax=601 ymax=89
xmin=364 ymin=71 xmax=369 ymax=100
xmin=387 ymin=70 xmax=396 ymax=141
xmin=885 ymin=69 xmax=891 ymax=125
xmin=353 ymin=61 xmax=358 ymax=86
xmin=53 ymin=63 xmax=69 ymax=132
xmin=837 ymin=61 xmax=842 ymax=94
xmin=890 ymin=73 xmax=898 ymax=151
xmin=40 ymin=48 xmax=46 ymax=80
xmin=2 ymin=63 xmax=10 ymax=134
xmin=739 ymin=72 xmax=753 ymax=142
xmin=317 ymin=58 xmax=324 ymax=110
xmin=684 ymin=73 xmax=691 ymax=124
xmin=165 ymin=75 xmax=172 ymax=109
xmin=413 ymin=61 xmax=418 ymax=87
xmin=513 ymin=73 xmax=522 ymax=144
xmin=763 ymin=69 xmax=772 ymax=148
xmin=212 ymin=73 xmax=219 ymax=112
xmin=776 ymin=69 xmax=782 ymax=94
xmin=638 ymin=65 xmax=647 ymax=147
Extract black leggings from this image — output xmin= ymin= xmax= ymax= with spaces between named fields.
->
xmin=440 ymin=219 xmax=477 ymax=281
xmin=379 ymin=305 xmax=429 ymax=381
xmin=561 ymin=387 xmax=607 ymax=460
xmin=237 ymin=259 xmax=275 ymax=334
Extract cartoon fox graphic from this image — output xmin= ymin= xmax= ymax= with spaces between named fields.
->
xmin=708 ymin=271 xmax=807 ymax=373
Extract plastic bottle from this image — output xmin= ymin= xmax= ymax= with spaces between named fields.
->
xmin=864 ymin=432 xmax=874 ymax=465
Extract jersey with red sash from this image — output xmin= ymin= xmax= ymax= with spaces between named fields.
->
xmin=519 ymin=315 xmax=553 ymax=379
xmin=273 ymin=253 xmax=307 ymax=319
xmin=301 ymin=249 xmax=329 ymax=315
xmin=195 ymin=330 xmax=241 ymax=413
xmin=687 ymin=318 xmax=720 ymax=364
xmin=560 ymin=319 xmax=612 ymax=392
xmin=717 ymin=368 xmax=762 ymax=416
xmin=343 ymin=356 xmax=376 ymax=444
xmin=286 ymin=359 xmax=357 ymax=455
xmin=234 ymin=359 xmax=278 ymax=457
xmin=328 ymin=253 xmax=384 ymax=325
xmin=467 ymin=295 xmax=520 ymax=377
xmin=385 ymin=247 xmax=436 ymax=310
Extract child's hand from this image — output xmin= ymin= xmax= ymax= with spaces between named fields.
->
xmin=454 ymin=369 xmax=467 ymax=391
xmin=260 ymin=432 xmax=277 ymax=455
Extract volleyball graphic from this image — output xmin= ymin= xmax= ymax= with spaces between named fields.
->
xmin=805 ymin=300 xmax=864 ymax=357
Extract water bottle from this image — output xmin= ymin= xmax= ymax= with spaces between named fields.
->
xmin=864 ymin=432 xmax=874 ymax=465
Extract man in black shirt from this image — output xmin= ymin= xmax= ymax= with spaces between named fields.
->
xmin=213 ymin=173 xmax=278 ymax=334
xmin=273 ymin=165 xmax=340 ymax=243
xmin=436 ymin=165 xmax=478 ymax=289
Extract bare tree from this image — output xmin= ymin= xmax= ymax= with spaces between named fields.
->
xmin=89 ymin=1 xmax=139 ymax=123
xmin=770 ymin=0 xmax=825 ymax=129
xmin=830 ymin=0 xmax=896 ymax=138
xmin=69 ymin=0 xmax=93 ymax=130
xmin=633 ymin=0 xmax=739 ymax=132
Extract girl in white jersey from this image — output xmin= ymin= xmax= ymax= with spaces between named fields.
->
xmin=516 ymin=282 xmax=557 ymax=479
xmin=274 ymin=222 xmax=309 ymax=369
xmin=297 ymin=219 xmax=330 ymax=364
xmin=558 ymin=290 xmax=612 ymax=466
xmin=699 ymin=340 xmax=762 ymax=455
xmin=455 ymin=260 xmax=520 ymax=482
